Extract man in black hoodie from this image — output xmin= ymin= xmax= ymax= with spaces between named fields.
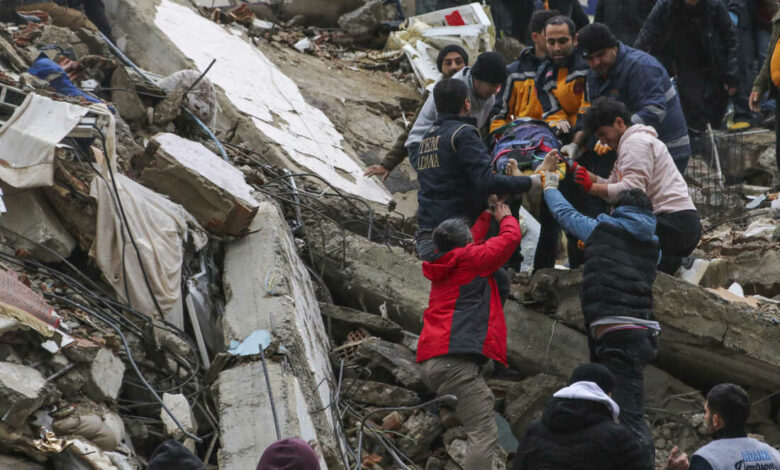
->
xmin=513 ymin=363 xmax=646 ymax=470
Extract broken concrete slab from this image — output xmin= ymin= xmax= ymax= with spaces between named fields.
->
xmin=342 ymin=378 xmax=420 ymax=407
xmin=220 ymin=201 xmax=338 ymax=466
xmin=107 ymin=0 xmax=392 ymax=205
xmin=530 ymin=268 xmax=780 ymax=391
xmin=160 ymin=393 xmax=197 ymax=440
xmin=398 ymin=411 xmax=443 ymax=459
xmin=83 ymin=348 xmax=125 ymax=402
xmin=319 ymin=303 xmax=405 ymax=342
xmin=213 ymin=360 xmax=328 ymax=470
xmin=503 ymin=374 xmax=565 ymax=437
xmin=0 ymin=189 xmax=76 ymax=263
xmin=0 ymin=455 xmax=45 ymax=470
xmin=282 ymin=0 xmax=364 ymax=27
xmin=355 ymin=337 xmax=423 ymax=390
xmin=0 ymin=362 xmax=48 ymax=428
xmin=337 ymin=0 xmax=397 ymax=36
xmin=136 ymin=133 xmax=259 ymax=236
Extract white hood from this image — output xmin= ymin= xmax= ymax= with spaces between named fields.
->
xmin=553 ymin=381 xmax=620 ymax=421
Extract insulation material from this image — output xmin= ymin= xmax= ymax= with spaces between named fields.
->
xmin=90 ymin=172 xmax=207 ymax=324
xmin=386 ymin=2 xmax=494 ymax=91
xmin=154 ymin=0 xmax=392 ymax=205
xmin=0 ymin=93 xmax=88 ymax=189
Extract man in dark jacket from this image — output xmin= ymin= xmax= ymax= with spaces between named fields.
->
xmin=514 ymin=363 xmax=646 ymax=470
xmin=414 ymin=78 xmax=540 ymax=262
xmin=595 ymin=0 xmax=656 ymax=46
xmin=418 ymin=202 xmax=522 ymax=470
xmin=538 ymin=0 xmax=590 ymax=32
xmin=569 ymin=23 xmax=691 ymax=172
xmin=666 ymin=384 xmax=780 ymax=470
xmin=541 ymin=168 xmax=660 ymax=469
xmin=364 ymin=45 xmax=468 ymax=182
xmin=634 ymin=0 xmax=739 ymax=135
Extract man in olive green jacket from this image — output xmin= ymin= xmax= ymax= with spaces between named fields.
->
xmin=750 ymin=7 xmax=780 ymax=172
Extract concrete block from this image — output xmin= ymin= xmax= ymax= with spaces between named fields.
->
xmin=160 ymin=393 xmax=197 ymax=439
xmin=0 ymin=361 xmax=47 ymax=428
xmin=84 ymin=348 xmax=125 ymax=402
xmin=137 ymin=133 xmax=258 ymax=236
xmin=0 ymin=189 xmax=76 ymax=263
xmin=214 ymin=361 xmax=327 ymax=470
xmin=503 ymin=374 xmax=565 ymax=437
xmin=341 ymin=378 xmax=420 ymax=407
xmin=221 ymin=202 xmax=338 ymax=466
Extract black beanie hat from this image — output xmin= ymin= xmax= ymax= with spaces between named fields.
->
xmin=576 ymin=23 xmax=618 ymax=58
xmin=436 ymin=45 xmax=469 ymax=73
xmin=569 ymin=363 xmax=616 ymax=394
xmin=471 ymin=51 xmax=507 ymax=85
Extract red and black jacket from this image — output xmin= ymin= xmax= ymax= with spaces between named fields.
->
xmin=416 ymin=212 xmax=522 ymax=366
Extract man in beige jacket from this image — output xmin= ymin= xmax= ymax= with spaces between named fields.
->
xmin=569 ymin=97 xmax=701 ymax=274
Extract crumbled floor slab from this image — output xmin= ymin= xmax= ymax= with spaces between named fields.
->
xmin=83 ymin=348 xmax=126 ymax=402
xmin=0 ymin=361 xmax=48 ymax=428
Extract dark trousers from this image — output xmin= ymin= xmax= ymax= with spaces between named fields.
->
xmin=733 ymin=26 xmax=771 ymax=122
xmin=655 ymin=210 xmax=702 ymax=274
xmin=677 ymin=68 xmax=729 ymax=132
xmin=591 ymin=328 xmax=658 ymax=470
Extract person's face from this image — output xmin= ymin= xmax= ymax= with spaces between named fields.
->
xmin=595 ymin=119 xmax=624 ymax=150
xmin=441 ymin=52 xmax=466 ymax=78
xmin=545 ymin=24 xmax=574 ymax=67
xmin=585 ymin=46 xmax=618 ymax=78
xmin=532 ymin=31 xmax=548 ymax=56
xmin=703 ymin=402 xmax=725 ymax=434
xmin=472 ymin=78 xmax=501 ymax=100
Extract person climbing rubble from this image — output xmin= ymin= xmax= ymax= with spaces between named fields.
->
xmin=16 ymin=0 xmax=111 ymax=36
xmin=513 ymin=363 xmax=646 ymax=470
xmin=541 ymin=167 xmax=661 ymax=469
xmin=574 ymin=97 xmax=701 ymax=274
xmin=489 ymin=9 xmax=559 ymax=131
xmin=665 ymin=384 xmax=780 ymax=470
xmin=404 ymin=52 xmax=509 ymax=168
xmin=364 ymin=45 xmax=468 ymax=182
xmin=414 ymin=78 xmax=541 ymax=262
xmin=416 ymin=201 xmax=522 ymax=470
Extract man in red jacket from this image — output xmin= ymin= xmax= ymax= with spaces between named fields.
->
xmin=417 ymin=201 xmax=522 ymax=470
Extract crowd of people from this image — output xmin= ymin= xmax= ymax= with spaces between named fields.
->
xmin=360 ymin=1 xmax=780 ymax=469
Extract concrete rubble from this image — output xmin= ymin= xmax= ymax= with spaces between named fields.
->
xmin=0 ymin=0 xmax=772 ymax=469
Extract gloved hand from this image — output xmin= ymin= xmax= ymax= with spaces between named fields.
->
xmin=560 ymin=143 xmax=581 ymax=160
xmin=543 ymin=171 xmax=559 ymax=191
xmin=571 ymin=162 xmax=593 ymax=192
xmin=552 ymin=120 xmax=572 ymax=134
xmin=594 ymin=140 xmax=611 ymax=155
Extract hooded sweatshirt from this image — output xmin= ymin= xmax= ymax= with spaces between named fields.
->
xmin=596 ymin=124 xmax=696 ymax=214
xmin=514 ymin=381 xmax=646 ymax=470
xmin=416 ymin=212 xmax=521 ymax=365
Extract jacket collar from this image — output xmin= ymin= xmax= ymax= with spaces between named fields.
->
xmin=434 ymin=114 xmax=478 ymax=126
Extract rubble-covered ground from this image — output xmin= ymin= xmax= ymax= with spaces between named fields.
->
xmin=0 ymin=0 xmax=775 ymax=469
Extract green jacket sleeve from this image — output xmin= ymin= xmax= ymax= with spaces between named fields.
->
xmin=754 ymin=13 xmax=780 ymax=95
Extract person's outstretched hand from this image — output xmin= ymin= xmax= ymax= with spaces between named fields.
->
xmin=666 ymin=446 xmax=689 ymax=470
xmin=494 ymin=202 xmax=512 ymax=222
xmin=364 ymin=164 xmax=390 ymax=181
xmin=571 ymin=162 xmax=593 ymax=192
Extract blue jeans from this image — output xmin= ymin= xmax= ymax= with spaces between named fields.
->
xmin=591 ymin=328 xmax=659 ymax=470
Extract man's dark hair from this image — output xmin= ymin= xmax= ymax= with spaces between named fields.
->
xmin=583 ymin=96 xmax=633 ymax=136
xmin=545 ymin=15 xmax=576 ymax=37
xmin=706 ymin=383 xmax=750 ymax=430
xmin=433 ymin=78 xmax=469 ymax=115
xmin=433 ymin=218 xmax=472 ymax=253
xmin=614 ymin=189 xmax=654 ymax=212
xmin=530 ymin=9 xmax=560 ymax=34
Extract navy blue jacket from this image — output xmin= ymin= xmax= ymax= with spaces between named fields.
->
xmin=586 ymin=43 xmax=691 ymax=166
xmin=415 ymin=115 xmax=534 ymax=230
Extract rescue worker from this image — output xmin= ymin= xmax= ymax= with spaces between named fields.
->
xmin=514 ymin=363 xmax=646 ymax=470
xmin=595 ymin=0 xmax=656 ymax=46
xmin=634 ymin=0 xmax=739 ymax=138
xmin=541 ymin=167 xmax=661 ymax=469
xmin=535 ymin=15 xmax=590 ymax=136
xmin=405 ymin=52 xmax=508 ymax=167
xmin=566 ymin=23 xmax=691 ymax=173
xmin=573 ymin=97 xmax=701 ymax=274
xmin=414 ymin=78 xmax=540 ymax=262
xmin=666 ymin=384 xmax=780 ymax=470
xmin=364 ymin=45 xmax=468 ymax=181
xmin=537 ymin=0 xmax=589 ymax=32
xmin=417 ymin=201 xmax=522 ymax=470
xmin=750 ymin=5 xmax=780 ymax=172
xmin=489 ymin=9 xmax=559 ymax=132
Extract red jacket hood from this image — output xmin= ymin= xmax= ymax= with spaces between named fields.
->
xmin=422 ymin=249 xmax=463 ymax=282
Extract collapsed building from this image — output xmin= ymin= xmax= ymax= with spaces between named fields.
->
xmin=0 ymin=0 xmax=775 ymax=469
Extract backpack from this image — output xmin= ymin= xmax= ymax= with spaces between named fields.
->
xmin=489 ymin=118 xmax=561 ymax=174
